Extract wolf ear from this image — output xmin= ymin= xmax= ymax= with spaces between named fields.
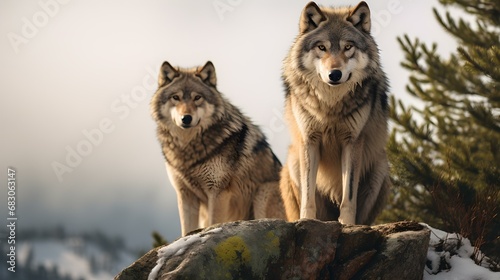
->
xmin=300 ymin=2 xmax=327 ymax=34
xmin=158 ymin=61 xmax=179 ymax=87
xmin=348 ymin=1 xmax=371 ymax=33
xmin=196 ymin=61 xmax=217 ymax=87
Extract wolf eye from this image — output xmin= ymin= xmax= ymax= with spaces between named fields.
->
xmin=344 ymin=44 xmax=353 ymax=51
xmin=194 ymin=95 xmax=202 ymax=101
xmin=171 ymin=95 xmax=180 ymax=101
xmin=317 ymin=45 xmax=326 ymax=51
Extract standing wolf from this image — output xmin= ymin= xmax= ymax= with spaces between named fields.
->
xmin=151 ymin=61 xmax=285 ymax=236
xmin=279 ymin=1 xmax=390 ymax=225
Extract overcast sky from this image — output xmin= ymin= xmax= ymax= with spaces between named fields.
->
xmin=0 ymin=0 xmax=457 ymax=249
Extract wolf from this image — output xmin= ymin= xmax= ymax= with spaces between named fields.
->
xmin=151 ymin=61 xmax=285 ymax=236
xmin=279 ymin=1 xmax=390 ymax=225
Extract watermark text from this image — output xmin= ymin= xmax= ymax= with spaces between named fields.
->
xmin=6 ymin=168 xmax=17 ymax=273
xmin=7 ymin=0 xmax=72 ymax=54
xmin=51 ymin=67 xmax=157 ymax=182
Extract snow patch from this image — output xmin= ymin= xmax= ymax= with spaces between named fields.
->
xmin=422 ymin=223 xmax=499 ymax=280
xmin=148 ymin=227 xmax=223 ymax=280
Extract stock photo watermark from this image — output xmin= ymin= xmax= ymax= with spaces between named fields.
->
xmin=51 ymin=67 xmax=158 ymax=182
xmin=213 ymin=0 xmax=244 ymax=21
xmin=262 ymin=108 xmax=286 ymax=142
xmin=7 ymin=0 xmax=72 ymax=54
xmin=371 ymin=0 xmax=404 ymax=37
xmin=6 ymin=168 xmax=17 ymax=273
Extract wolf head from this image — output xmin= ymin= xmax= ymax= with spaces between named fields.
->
xmin=288 ymin=1 xmax=380 ymax=88
xmin=151 ymin=61 xmax=222 ymax=130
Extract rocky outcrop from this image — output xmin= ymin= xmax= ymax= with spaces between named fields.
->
xmin=115 ymin=219 xmax=430 ymax=280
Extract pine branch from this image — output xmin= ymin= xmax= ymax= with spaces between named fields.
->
xmin=459 ymin=45 xmax=500 ymax=82
xmin=389 ymin=0 xmax=500 ymax=260
xmin=438 ymin=0 xmax=500 ymax=26
xmin=465 ymin=101 xmax=500 ymax=133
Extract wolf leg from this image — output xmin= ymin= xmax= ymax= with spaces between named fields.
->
xmin=207 ymin=190 xmax=232 ymax=226
xmin=176 ymin=189 xmax=200 ymax=236
xmin=339 ymin=139 xmax=364 ymax=224
xmin=299 ymin=142 xmax=320 ymax=219
xmin=199 ymin=203 xmax=208 ymax=228
xmin=166 ymin=163 xmax=200 ymax=235
xmin=356 ymin=155 xmax=390 ymax=224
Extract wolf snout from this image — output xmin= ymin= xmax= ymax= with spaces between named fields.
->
xmin=181 ymin=115 xmax=192 ymax=125
xmin=328 ymin=69 xmax=343 ymax=83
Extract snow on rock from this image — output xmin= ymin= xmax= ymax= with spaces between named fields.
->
xmin=148 ymin=227 xmax=223 ymax=280
xmin=422 ymin=223 xmax=499 ymax=280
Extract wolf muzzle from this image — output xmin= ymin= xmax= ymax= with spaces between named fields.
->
xmin=328 ymin=69 xmax=351 ymax=85
xmin=181 ymin=115 xmax=193 ymax=128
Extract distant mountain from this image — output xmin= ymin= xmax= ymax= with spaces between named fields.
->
xmin=1 ymin=228 xmax=137 ymax=280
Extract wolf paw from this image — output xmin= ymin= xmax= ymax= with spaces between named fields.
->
xmin=339 ymin=210 xmax=356 ymax=225
xmin=300 ymin=207 xmax=317 ymax=220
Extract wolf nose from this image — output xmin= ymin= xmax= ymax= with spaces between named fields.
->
xmin=329 ymin=70 xmax=343 ymax=82
xmin=181 ymin=115 xmax=192 ymax=125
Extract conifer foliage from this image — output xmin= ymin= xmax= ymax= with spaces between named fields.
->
xmin=383 ymin=0 xmax=499 ymax=262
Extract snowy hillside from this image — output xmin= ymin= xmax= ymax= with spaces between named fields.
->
xmin=17 ymin=240 xmax=134 ymax=280
xmin=1 ymin=230 xmax=137 ymax=280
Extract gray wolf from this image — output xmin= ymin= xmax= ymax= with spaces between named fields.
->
xmin=279 ymin=1 xmax=390 ymax=224
xmin=151 ymin=61 xmax=285 ymax=236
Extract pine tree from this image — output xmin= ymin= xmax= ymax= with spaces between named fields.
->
xmin=380 ymin=0 xmax=500 ymax=262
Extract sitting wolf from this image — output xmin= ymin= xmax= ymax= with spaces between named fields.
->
xmin=151 ymin=61 xmax=285 ymax=236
